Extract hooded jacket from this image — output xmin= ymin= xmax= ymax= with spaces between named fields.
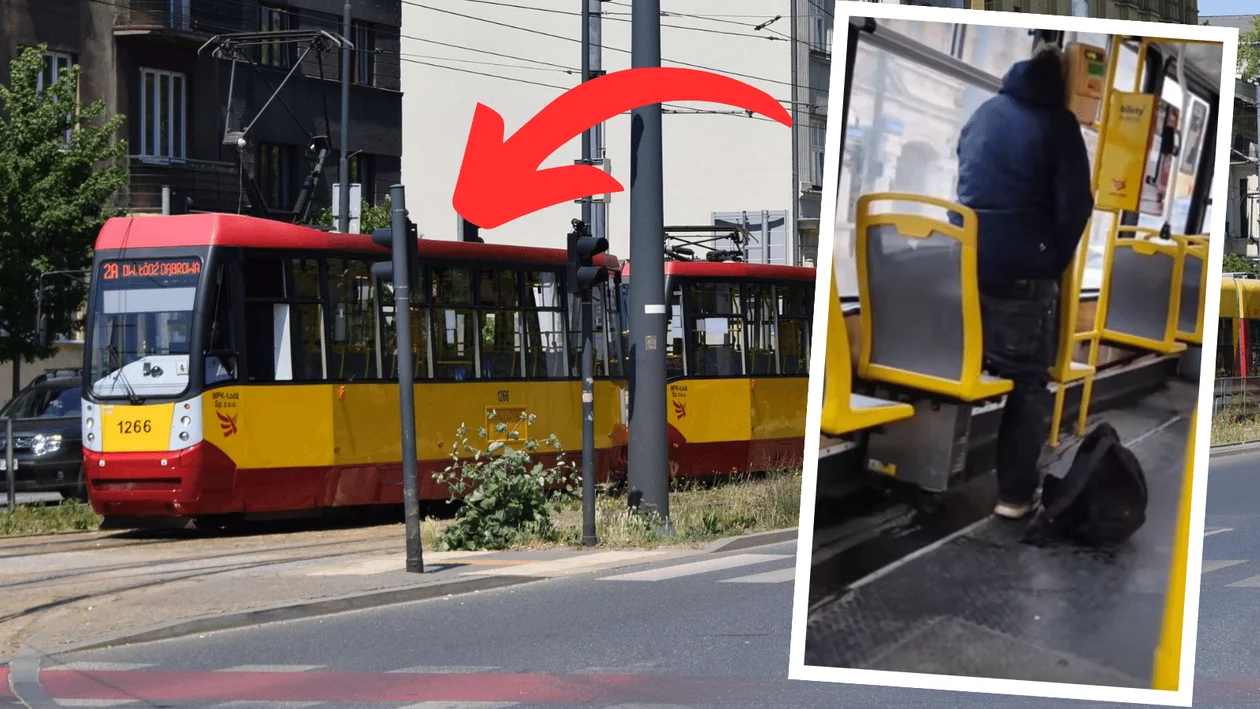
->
xmin=953 ymin=51 xmax=1094 ymax=290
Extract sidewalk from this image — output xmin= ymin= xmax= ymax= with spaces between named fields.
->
xmin=0 ymin=522 xmax=794 ymax=663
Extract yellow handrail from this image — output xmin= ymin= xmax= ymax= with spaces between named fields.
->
xmin=1151 ymin=409 xmax=1196 ymax=691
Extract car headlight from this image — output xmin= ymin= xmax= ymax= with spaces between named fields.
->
xmin=32 ymin=434 xmax=63 ymax=456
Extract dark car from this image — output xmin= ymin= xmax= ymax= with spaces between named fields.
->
xmin=0 ymin=369 xmax=86 ymax=501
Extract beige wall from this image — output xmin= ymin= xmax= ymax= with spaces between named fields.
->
xmin=0 ymin=344 xmax=83 ymax=408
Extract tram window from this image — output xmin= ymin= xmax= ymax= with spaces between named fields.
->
xmin=327 ymin=258 xmax=379 ymax=381
xmin=1217 ymin=318 xmax=1236 ymax=377
xmin=292 ymin=258 xmax=320 ymax=299
xmin=378 ymin=280 xmax=432 ymax=381
xmin=479 ymin=309 xmax=523 ymax=379
xmin=432 ymin=265 xmax=473 ymax=304
xmin=567 ymin=288 xmax=609 ymax=377
xmin=291 ymin=303 xmax=327 ymax=381
xmin=432 ymin=308 xmax=475 ymax=380
xmin=778 ymin=284 xmax=812 ymax=376
xmin=689 ymin=281 xmax=745 ymax=377
xmin=204 ymin=266 xmax=238 ymax=386
xmin=243 ymin=256 xmax=286 ymax=299
xmin=666 ymin=286 xmax=684 ymax=379
xmin=746 ymin=283 xmax=777 ymax=375
xmin=478 ymin=269 xmax=520 ymax=308
xmin=1248 ymin=321 xmax=1260 ymax=375
xmin=523 ymin=271 xmax=566 ymax=379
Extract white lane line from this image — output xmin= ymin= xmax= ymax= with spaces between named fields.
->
xmin=54 ymin=663 xmax=155 ymax=672
xmin=1202 ymin=560 xmax=1246 ymax=574
xmin=215 ymin=664 xmax=323 ymax=673
xmin=1204 ymin=528 xmax=1235 ymax=537
xmin=602 ymin=554 xmax=791 ymax=582
xmin=388 ymin=666 xmax=499 ymax=674
xmin=1225 ymin=574 xmax=1260 ymax=587
xmin=54 ymin=701 xmax=139 ymax=708
xmin=720 ymin=567 xmax=797 ymax=584
xmin=210 ymin=703 xmax=323 ymax=708
xmin=460 ymin=551 xmax=668 ymax=577
xmin=394 ymin=703 xmax=519 ymax=709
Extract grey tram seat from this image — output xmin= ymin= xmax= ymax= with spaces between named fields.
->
xmin=852 ymin=193 xmax=1013 ymax=403
xmin=1173 ymin=235 xmax=1207 ymax=345
xmin=1100 ymin=228 xmax=1187 ymax=356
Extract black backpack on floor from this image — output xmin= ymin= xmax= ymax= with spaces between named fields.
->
xmin=1024 ymin=422 xmax=1149 ymax=547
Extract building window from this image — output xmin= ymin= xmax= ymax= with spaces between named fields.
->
xmin=258 ymin=142 xmax=298 ymax=210
xmin=259 ymin=6 xmax=296 ymax=68
xmin=807 ymin=0 xmax=831 ymax=54
xmin=37 ymin=51 xmax=73 ymax=94
xmin=809 ymin=118 xmax=826 ymax=188
xmin=138 ymin=67 xmax=186 ymax=160
xmin=349 ymin=153 xmax=375 ymax=205
xmin=350 ymin=22 xmax=376 ymax=86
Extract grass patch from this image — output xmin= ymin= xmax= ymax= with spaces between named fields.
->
xmin=0 ymin=500 xmax=102 ymax=536
xmin=483 ymin=468 xmax=803 ymax=550
xmin=1211 ymin=411 xmax=1260 ymax=446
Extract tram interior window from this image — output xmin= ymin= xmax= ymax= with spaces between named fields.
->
xmin=204 ymin=266 xmax=238 ymax=386
xmin=432 ymin=309 xmax=475 ymax=381
xmin=1247 ymin=320 xmax=1260 ymax=375
xmin=479 ymin=310 xmax=522 ymax=379
xmin=290 ymin=303 xmax=326 ymax=381
xmin=243 ymin=256 xmax=286 ymax=299
xmin=746 ymin=283 xmax=777 ymax=375
xmin=327 ymin=258 xmax=379 ymax=381
xmin=379 ymin=274 xmax=431 ymax=381
xmin=523 ymin=270 xmax=566 ymax=379
xmin=689 ymin=281 xmax=745 ymax=377
xmin=666 ymin=286 xmax=684 ymax=379
xmin=292 ymin=258 xmax=320 ymax=299
xmin=778 ymin=284 xmax=811 ymax=376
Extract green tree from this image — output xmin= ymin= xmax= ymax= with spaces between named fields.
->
xmin=1224 ymin=252 xmax=1257 ymax=275
xmin=0 ymin=45 xmax=127 ymax=394
xmin=1241 ymin=16 xmax=1260 ymax=82
xmin=313 ymin=196 xmax=392 ymax=233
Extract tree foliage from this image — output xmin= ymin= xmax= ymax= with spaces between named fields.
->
xmin=313 ymin=196 xmax=393 ymax=234
xmin=1223 ymin=252 xmax=1256 ymax=275
xmin=0 ymin=45 xmax=127 ymax=366
xmin=1242 ymin=16 xmax=1260 ymax=83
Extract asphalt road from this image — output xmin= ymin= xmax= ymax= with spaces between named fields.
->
xmin=11 ymin=453 xmax=1260 ymax=708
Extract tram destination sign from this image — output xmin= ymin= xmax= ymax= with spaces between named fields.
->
xmin=99 ymin=257 xmax=203 ymax=288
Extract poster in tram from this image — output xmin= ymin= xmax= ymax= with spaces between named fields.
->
xmin=1180 ymin=98 xmax=1208 ymax=177
xmin=1139 ymin=99 xmax=1181 ymax=217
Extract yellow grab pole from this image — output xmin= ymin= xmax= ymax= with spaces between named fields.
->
xmin=1151 ymin=409 xmax=1196 ymax=690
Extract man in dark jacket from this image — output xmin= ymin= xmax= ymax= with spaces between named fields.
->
xmin=954 ymin=41 xmax=1094 ymax=520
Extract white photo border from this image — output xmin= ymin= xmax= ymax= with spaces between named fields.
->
xmin=788 ymin=3 xmax=1238 ymax=707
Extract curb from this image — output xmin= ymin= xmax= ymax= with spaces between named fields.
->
xmin=28 ymin=574 xmax=534 ymax=658
xmin=703 ymin=528 xmax=797 ymax=553
xmin=1209 ymin=441 xmax=1260 ymax=460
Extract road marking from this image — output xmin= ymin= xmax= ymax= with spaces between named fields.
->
xmin=720 ymin=567 xmax=797 ymax=584
xmin=394 ymin=703 xmax=519 ymax=709
xmin=1202 ymin=560 xmax=1247 ymax=574
xmin=54 ymin=701 xmax=139 ymax=707
xmin=215 ymin=664 xmax=323 ymax=673
xmin=1225 ymin=574 xmax=1260 ymax=587
xmin=209 ymin=703 xmax=323 ymax=708
xmin=1205 ymin=528 xmax=1235 ymax=537
xmin=461 ymin=551 xmax=667 ymax=577
xmin=55 ymin=663 xmax=154 ymax=672
xmin=602 ymin=554 xmax=790 ymax=582
xmin=388 ymin=666 xmax=500 ymax=674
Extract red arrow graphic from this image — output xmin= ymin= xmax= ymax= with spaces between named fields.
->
xmin=453 ymin=66 xmax=793 ymax=230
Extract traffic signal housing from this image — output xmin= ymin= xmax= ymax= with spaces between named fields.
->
xmin=567 ymin=219 xmax=609 ymax=297
xmin=371 ymin=219 xmax=420 ymax=291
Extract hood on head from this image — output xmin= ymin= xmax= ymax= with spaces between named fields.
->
xmin=999 ymin=51 xmax=1067 ymax=108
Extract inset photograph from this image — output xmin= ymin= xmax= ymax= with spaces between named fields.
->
xmin=791 ymin=3 xmax=1235 ymax=705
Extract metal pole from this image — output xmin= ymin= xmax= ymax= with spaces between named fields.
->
xmin=628 ymin=0 xmax=670 ymax=524
xmin=5 ymin=418 xmax=14 ymax=512
xmin=1254 ymin=80 xmax=1259 ymax=233
xmin=581 ymin=293 xmax=597 ymax=546
xmin=338 ymin=1 xmax=352 ymax=234
xmin=579 ymin=0 xmax=598 ymax=547
xmin=391 ymin=185 xmax=423 ymax=573
xmin=588 ymin=0 xmax=607 ymax=248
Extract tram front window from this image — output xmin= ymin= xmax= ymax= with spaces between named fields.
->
xmin=88 ymin=256 xmax=203 ymax=401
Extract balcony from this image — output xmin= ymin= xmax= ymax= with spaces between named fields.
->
xmin=113 ymin=0 xmax=248 ymax=40
xmin=124 ymin=156 xmax=243 ymax=215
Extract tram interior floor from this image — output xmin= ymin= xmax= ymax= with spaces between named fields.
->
xmin=804 ymin=378 xmax=1196 ymax=688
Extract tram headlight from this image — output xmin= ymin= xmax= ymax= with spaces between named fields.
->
xmin=180 ymin=416 xmax=191 ymax=427
xmin=86 ymin=418 xmax=94 ymax=429
xmin=178 ymin=431 xmax=190 ymax=442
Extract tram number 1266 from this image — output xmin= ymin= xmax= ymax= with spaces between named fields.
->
xmin=496 ymin=390 xmax=510 ymax=403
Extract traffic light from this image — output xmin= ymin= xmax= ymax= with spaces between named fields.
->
xmin=371 ymin=219 xmax=420 ymax=291
xmin=567 ymin=219 xmax=608 ymax=297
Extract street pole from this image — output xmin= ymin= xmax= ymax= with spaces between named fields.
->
xmin=390 ymin=184 xmax=423 ymax=573
xmin=628 ymin=0 xmax=669 ymax=524
xmin=338 ymin=1 xmax=351 ymax=234
xmin=5 ymin=417 xmax=13 ymax=512
xmin=579 ymin=1 xmax=598 ymax=547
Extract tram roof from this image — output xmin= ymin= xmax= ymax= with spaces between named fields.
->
xmin=95 ymin=213 xmax=615 ymax=267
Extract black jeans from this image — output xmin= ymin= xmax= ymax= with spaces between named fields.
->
xmin=980 ymin=280 xmax=1059 ymax=506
